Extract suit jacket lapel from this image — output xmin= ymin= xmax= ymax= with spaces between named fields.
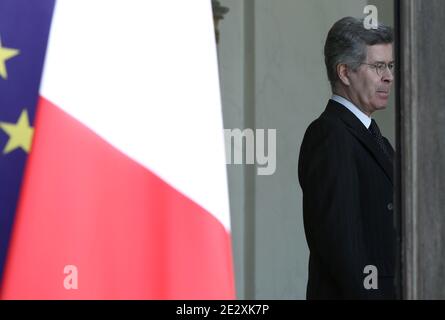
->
xmin=383 ymin=137 xmax=395 ymax=160
xmin=326 ymin=100 xmax=394 ymax=185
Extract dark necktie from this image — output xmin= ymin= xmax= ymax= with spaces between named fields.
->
xmin=369 ymin=119 xmax=392 ymax=162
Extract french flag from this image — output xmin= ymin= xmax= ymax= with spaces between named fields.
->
xmin=0 ymin=0 xmax=235 ymax=299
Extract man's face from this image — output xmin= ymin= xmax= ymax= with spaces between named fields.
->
xmin=348 ymin=44 xmax=394 ymax=116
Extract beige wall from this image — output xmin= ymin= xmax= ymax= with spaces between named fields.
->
xmin=218 ymin=0 xmax=395 ymax=299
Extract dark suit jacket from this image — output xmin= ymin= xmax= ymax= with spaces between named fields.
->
xmin=298 ymin=99 xmax=396 ymax=299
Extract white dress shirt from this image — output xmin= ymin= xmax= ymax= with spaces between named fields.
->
xmin=331 ymin=94 xmax=371 ymax=129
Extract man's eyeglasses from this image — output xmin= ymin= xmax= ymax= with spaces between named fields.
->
xmin=360 ymin=62 xmax=395 ymax=76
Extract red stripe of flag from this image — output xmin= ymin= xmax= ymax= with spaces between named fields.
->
xmin=1 ymin=97 xmax=235 ymax=299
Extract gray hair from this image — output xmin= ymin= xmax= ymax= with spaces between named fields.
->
xmin=324 ymin=16 xmax=394 ymax=91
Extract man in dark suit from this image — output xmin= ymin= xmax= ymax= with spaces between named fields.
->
xmin=298 ymin=17 xmax=396 ymax=299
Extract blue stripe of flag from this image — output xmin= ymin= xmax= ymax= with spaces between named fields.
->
xmin=0 ymin=0 xmax=55 ymax=283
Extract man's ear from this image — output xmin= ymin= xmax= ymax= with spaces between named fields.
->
xmin=337 ymin=63 xmax=351 ymax=86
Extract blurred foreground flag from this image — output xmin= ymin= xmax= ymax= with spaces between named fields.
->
xmin=1 ymin=0 xmax=235 ymax=299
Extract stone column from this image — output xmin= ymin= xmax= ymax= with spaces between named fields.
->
xmin=399 ymin=0 xmax=445 ymax=299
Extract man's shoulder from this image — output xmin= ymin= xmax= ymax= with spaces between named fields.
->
xmin=298 ymin=104 xmax=355 ymax=184
xmin=304 ymin=107 xmax=348 ymax=140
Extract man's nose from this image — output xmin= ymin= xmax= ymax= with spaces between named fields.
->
xmin=383 ymin=69 xmax=394 ymax=83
